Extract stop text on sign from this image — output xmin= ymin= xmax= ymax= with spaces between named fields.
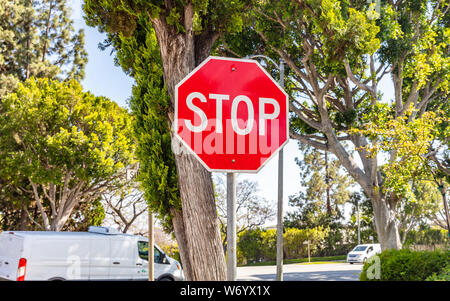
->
xmin=184 ymin=92 xmax=280 ymax=136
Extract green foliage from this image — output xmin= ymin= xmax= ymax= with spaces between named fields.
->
xmin=221 ymin=0 xmax=449 ymax=250
xmin=283 ymin=227 xmax=329 ymax=259
xmin=82 ymin=0 xmax=259 ymax=234
xmin=426 ymin=264 xmax=450 ymax=281
xmin=64 ymin=198 xmax=106 ymax=231
xmin=83 ymin=0 xmax=252 ymax=38
xmin=347 ymin=192 xmax=378 ymax=244
xmin=397 ymin=181 xmax=444 ymax=240
xmin=237 ymin=227 xmax=330 ymax=263
xmin=0 ymin=0 xmax=87 ymax=97
xmin=237 ymin=228 xmax=264 ymax=263
xmin=350 ymin=106 xmax=447 ymax=198
xmin=285 ymin=145 xmax=356 ymax=254
xmin=378 ymin=1 xmax=450 ymax=92
xmin=160 ymin=243 xmax=181 ymax=263
xmin=0 ymin=78 xmax=134 ymax=185
xmin=260 ymin=229 xmax=277 ymax=261
xmin=403 ymin=228 xmax=449 ymax=246
xmin=0 ymin=78 xmax=134 ymax=230
xmin=286 ymin=146 xmax=354 ymax=226
xmin=360 ymin=249 xmax=449 ymax=281
xmin=111 ymin=15 xmax=181 ymax=232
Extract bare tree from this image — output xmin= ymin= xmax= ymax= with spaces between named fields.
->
xmin=102 ymin=187 xmax=147 ymax=233
xmin=214 ymin=174 xmax=276 ymax=253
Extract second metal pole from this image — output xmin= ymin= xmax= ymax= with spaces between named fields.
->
xmin=148 ymin=210 xmax=154 ymax=281
xmin=227 ymin=173 xmax=237 ymax=281
xmin=276 ymin=149 xmax=284 ymax=281
xmin=357 ymin=199 xmax=361 ymax=245
xmin=276 ymin=59 xmax=285 ymax=281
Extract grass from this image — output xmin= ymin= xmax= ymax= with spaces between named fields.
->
xmin=297 ymin=261 xmax=346 ymax=265
xmin=239 ymin=255 xmax=347 ymax=267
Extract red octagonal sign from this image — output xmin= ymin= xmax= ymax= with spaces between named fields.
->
xmin=175 ymin=56 xmax=288 ymax=173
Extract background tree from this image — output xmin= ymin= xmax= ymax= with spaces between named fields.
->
xmin=0 ymin=0 xmax=88 ymax=230
xmin=432 ymin=183 xmax=450 ymax=231
xmin=0 ymin=78 xmax=135 ymax=231
xmin=0 ymin=0 xmax=87 ymax=97
xmin=63 ymin=198 xmax=105 ymax=231
xmin=397 ymin=181 xmax=443 ymax=243
xmin=222 ymin=0 xmax=449 ymax=249
xmin=285 ymin=145 xmax=354 ymax=226
xmin=83 ymin=0 xmax=259 ymax=280
xmin=102 ymin=181 xmax=147 ymax=234
xmin=214 ymin=175 xmax=276 ymax=254
xmin=285 ymin=143 xmax=354 ymax=254
xmin=348 ymin=192 xmax=377 ymax=245
xmin=352 ymin=102 xmax=450 ymax=235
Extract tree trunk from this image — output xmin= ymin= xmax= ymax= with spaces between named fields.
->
xmin=371 ymin=194 xmax=402 ymax=250
xmin=173 ymin=155 xmax=226 ymax=280
xmin=151 ymin=9 xmax=226 ymax=280
xmin=41 ymin=0 xmax=55 ymax=62
xmin=323 ymin=126 xmax=402 ymax=250
xmin=170 ymin=208 xmax=194 ymax=280
xmin=19 ymin=204 xmax=28 ymax=230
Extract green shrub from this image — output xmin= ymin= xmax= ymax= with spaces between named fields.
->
xmin=403 ymin=228 xmax=448 ymax=246
xmin=238 ymin=226 xmax=334 ymax=263
xmin=360 ymin=249 xmax=449 ymax=281
xmin=237 ymin=229 xmax=264 ymax=263
xmin=283 ymin=227 xmax=329 ymax=259
xmin=260 ymin=229 xmax=277 ymax=261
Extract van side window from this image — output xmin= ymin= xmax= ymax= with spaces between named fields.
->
xmin=138 ymin=241 xmax=148 ymax=260
xmin=137 ymin=241 xmax=164 ymax=263
xmin=367 ymin=246 xmax=373 ymax=253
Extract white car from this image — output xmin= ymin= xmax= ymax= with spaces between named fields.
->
xmin=346 ymin=243 xmax=381 ymax=264
xmin=0 ymin=226 xmax=184 ymax=281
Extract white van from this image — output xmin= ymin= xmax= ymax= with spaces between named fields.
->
xmin=346 ymin=243 xmax=381 ymax=264
xmin=0 ymin=226 xmax=184 ymax=281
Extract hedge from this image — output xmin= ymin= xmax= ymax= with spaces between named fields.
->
xmin=237 ymin=227 xmax=330 ymax=263
xmin=426 ymin=264 xmax=450 ymax=281
xmin=360 ymin=249 xmax=449 ymax=281
xmin=403 ymin=228 xmax=448 ymax=246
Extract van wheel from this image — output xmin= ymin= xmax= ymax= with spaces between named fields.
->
xmin=349 ymin=262 xmax=353 ymax=265
xmin=362 ymin=258 xmax=367 ymax=264
xmin=159 ymin=277 xmax=174 ymax=281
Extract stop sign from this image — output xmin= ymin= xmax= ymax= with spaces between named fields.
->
xmin=174 ymin=56 xmax=288 ymax=172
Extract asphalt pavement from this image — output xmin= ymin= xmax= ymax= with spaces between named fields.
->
xmin=237 ymin=262 xmax=363 ymax=281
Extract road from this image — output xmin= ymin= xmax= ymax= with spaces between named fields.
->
xmin=237 ymin=262 xmax=363 ymax=281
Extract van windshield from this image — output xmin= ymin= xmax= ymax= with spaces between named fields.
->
xmin=353 ymin=246 xmax=368 ymax=252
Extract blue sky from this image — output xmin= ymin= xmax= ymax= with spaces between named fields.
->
xmin=71 ymin=1 xmax=395 ymax=225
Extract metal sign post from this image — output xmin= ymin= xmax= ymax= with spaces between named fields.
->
xmin=227 ymin=173 xmax=237 ymax=281
xmin=276 ymin=59 xmax=285 ymax=281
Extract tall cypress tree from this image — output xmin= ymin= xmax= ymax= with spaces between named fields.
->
xmin=0 ymin=0 xmax=87 ymax=97
xmin=285 ymin=144 xmax=356 ymax=254
xmin=286 ymin=144 xmax=354 ymax=229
